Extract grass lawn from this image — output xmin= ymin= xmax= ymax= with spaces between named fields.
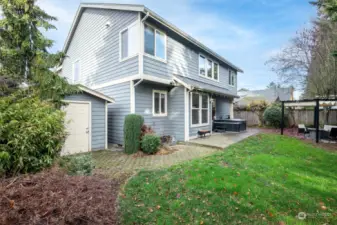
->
xmin=120 ymin=134 xmax=337 ymax=225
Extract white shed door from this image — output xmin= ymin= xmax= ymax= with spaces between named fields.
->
xmin=62 ymin=102 xmax=90 ymax=155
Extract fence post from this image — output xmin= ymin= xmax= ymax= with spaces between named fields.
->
xmin=281 ymin=101 xmax=284 ymax=135
xmin=315 ymin=99 xmax=319 ymax=143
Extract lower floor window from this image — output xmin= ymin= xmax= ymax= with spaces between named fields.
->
xmin=153 ymin=90 xmax=167 ymax=116
xmin=191 ymin=93 xmax=209 ymax=126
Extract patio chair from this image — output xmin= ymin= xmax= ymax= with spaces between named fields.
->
xmin=298 ymin=124 xmax=309 ymax=137
xmin=328 ymin=128 xmax=337 ymax=142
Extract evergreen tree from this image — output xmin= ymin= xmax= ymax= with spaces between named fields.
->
xmin=0 ymin=0 xmax=78 ymax=105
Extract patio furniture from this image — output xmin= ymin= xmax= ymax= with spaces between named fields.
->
xmin=198 ymin=130 xmax=211 ymax=138
xmin=323 ymin=125 xmax=337 ymax=132
xmin=308 ymin=128 xmax=327 ymax=140
xmin=298 ymin=124 xmax=310 ymax=137
xmin=325 ymin=128 xmax=337 ymax=142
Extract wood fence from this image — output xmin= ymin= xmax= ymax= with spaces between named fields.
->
xmin=234 ymin=110 xmax=337 ymax=126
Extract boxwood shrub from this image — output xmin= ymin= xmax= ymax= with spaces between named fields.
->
xmin=141 ymin=134 xmax=161 ymax=154
xmin=0 ymin=93 xmax=66 ymax=176
xmin=124 ymin=114 xmax=144 ymax=154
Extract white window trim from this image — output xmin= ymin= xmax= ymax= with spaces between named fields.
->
xmin=190 ymin=92 xmax=210 ymax=128
xmin=144 ymin=23 xmax=167 ymax=63
xmin=119 ymin=21 xmax=140 ymax=62
xmin=152 ymin=90 xmax=168 ymax=117
xmin=72 ymin=59 xmax=80 ymax=84
xmin=198 ymin=54 xmax=219 ymax=82
xmin=229 ymin=69 xmax=236 ymax=87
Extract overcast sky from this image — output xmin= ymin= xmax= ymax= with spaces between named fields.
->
xmin=38 ymin=0 xmax=316 ymax=97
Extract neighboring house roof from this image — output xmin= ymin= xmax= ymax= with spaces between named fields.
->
xmin=79 ymin=85 xmax=115 ymax=103
xmin=63 ymin=3 xmax=243 ymax=73
xmin=235 ymin=87 xmax=293 ymax=106
xmin=173 ymin=75 xmax=239 ymax=98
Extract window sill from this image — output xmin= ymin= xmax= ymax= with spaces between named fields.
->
xmin=119 ymin=54 xmax=138 ymax=63
xmin=198 ymin=74 xmax=220 ymax=82
xmin=144 ymin=53 xmax=167 ymax=64
xmin=191 ymin=123 xmax=210 ymax=128
xmin=153 ymin=114 xmax=168 ymax=117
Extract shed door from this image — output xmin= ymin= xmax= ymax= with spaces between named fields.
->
xmin=62 ymin=102 xmax=90 ymax=155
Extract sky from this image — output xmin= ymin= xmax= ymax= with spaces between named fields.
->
xmin=38 ymin=0 xmax=316 ymax=98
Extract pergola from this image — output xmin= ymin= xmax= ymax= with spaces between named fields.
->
xmin=281 ymin=99 xmax=337 ymax=143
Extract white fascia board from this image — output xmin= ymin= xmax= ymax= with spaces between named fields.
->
xmin=79 ymin=85 xmax=115 ymax=103
xmin=172 ymin=76 xmax=192 ymax=90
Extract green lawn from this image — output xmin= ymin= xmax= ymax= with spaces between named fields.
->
xmin=120 ymin=134 xmax=337 ymax=225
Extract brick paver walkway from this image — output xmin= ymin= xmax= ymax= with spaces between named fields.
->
xmin=92 ymin=145 xmax=219 ymax=178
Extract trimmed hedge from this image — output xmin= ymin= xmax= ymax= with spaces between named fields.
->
xmin=124 ymin=114 xmax=144 ymax=154
xmin=141 ymin=134 xmax=161 ymax=154
xmin=0 ymin=93 xmax=66 ymax=176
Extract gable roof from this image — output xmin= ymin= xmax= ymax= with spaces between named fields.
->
xmin=236 ymin=87 xmax=294 ymax=106
xmin=79 ymin=85 xmax=115 ymax=103
xmin=63 ymin=3 xmax=243 ymax=73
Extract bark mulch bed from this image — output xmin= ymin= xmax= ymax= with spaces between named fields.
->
xmin=0 ymin=168 xmax=124 ymax=225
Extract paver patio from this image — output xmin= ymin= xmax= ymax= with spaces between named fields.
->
xmin=92 ymin=145 xmax=219 ymax=178
xmin=92 ymin=130 xmax=260 ymax=178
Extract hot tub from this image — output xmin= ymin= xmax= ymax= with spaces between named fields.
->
xmin=213 ymin=119 xmax=247 ymax=132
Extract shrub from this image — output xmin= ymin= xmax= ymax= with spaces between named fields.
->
xmin=59 ymin=154 xmax=93 ymax=176
xmin=141 ymin=134 xmax=161 ymax=154
xmin=263 ymin=105 xmax=288 ymax=128
xmin=124 ymin=114 xmax=144 ymax=154
xmin=141 ymin=124 xmax=155 ymax=138
xmin=0 ymin=93 xmax=66 ymax=176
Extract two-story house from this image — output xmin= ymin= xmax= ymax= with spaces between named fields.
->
xmin=60 ymin=3 xmax=243 ymax=146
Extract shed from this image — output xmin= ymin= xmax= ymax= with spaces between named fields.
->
xmin=62 ymin=86 xmax=115 ymax=155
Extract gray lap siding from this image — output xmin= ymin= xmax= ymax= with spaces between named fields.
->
xmin=64 ymin=93 xmax=106 ymax=150
xmin=97 ymin=82 xmax=130 ymax=145
xmin=135 ymin=82 xmax=185 ymax=141
xmin=62 ymin=8 xmax=139 ymax=87
xmin=215 ymin=97 xmax=232 ymax=119
xmin=142 ymin=20 xmax=237 ymax=96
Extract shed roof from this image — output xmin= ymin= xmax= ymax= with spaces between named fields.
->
xmin=79 ymin=85 xmax=115 ymax=103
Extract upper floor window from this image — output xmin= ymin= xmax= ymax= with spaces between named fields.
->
xmin=153 ymin=90 xmax=167 ymax=116
xmin=199 ymin=54 xmax=219 ymax=81
xmin=72 ymin=60 xmax=80 ymax=83
xmin=144 ymin=24 xmax=166 ymax=61
xmin=120 ymin=22 xmax=139 ymax=61
xmin=199 ymin=55 xmax=206 ymax=76
xmin=214 ymin=63 xmax=219 ymax=80
xmin=229 ymin=70 xmax=236 ymax=86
